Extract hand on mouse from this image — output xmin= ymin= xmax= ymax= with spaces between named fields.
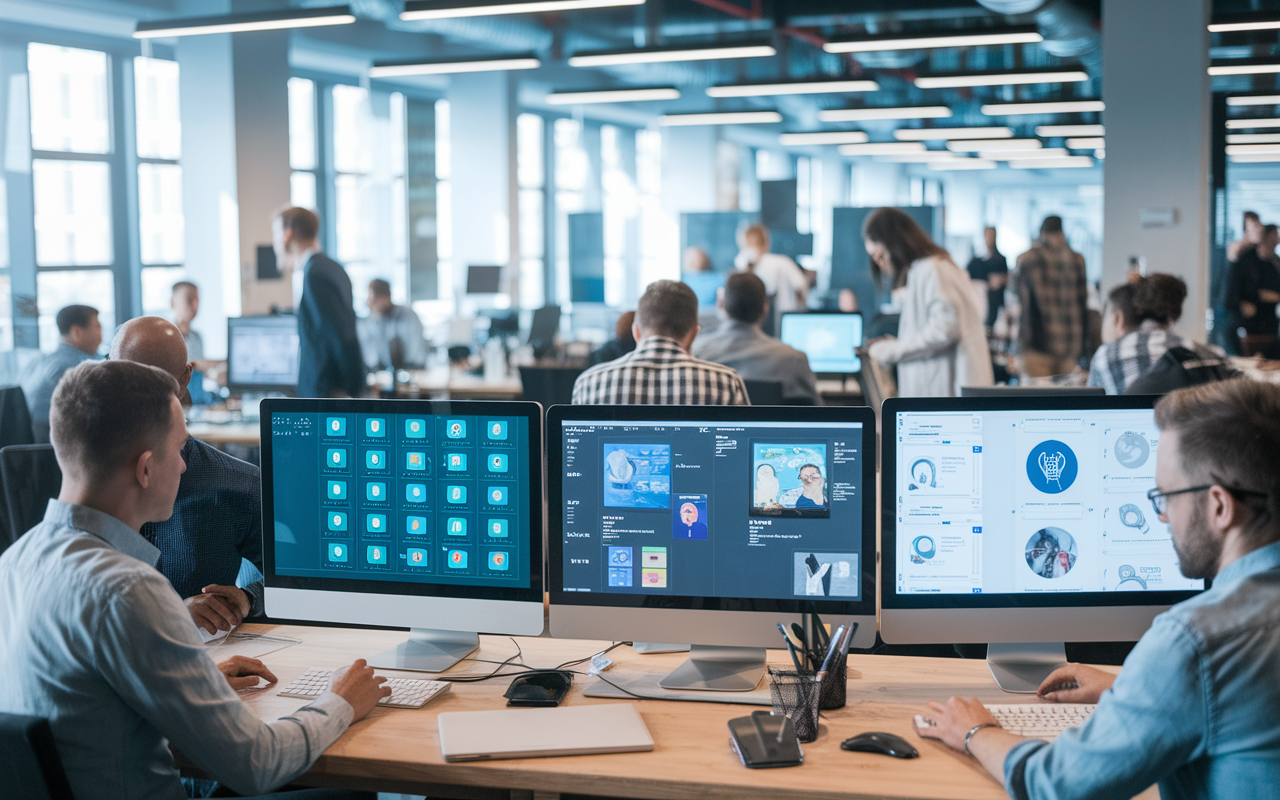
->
xmin=1037 ymin=664 xmax=1115 ymax=704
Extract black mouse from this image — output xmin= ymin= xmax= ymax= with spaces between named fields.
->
xmin=840 ymin=731 xmax=919 ymax=759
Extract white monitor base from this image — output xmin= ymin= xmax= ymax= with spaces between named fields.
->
xmin=658 ymin=645 xmax=766 ymax=692
xmin=633 ymin=643 xmax=690 ymax=654
xmin=987 ymin=641 xmax=1067 ymax=693
xmin=369 ymin=628 xmax=480 ymax=673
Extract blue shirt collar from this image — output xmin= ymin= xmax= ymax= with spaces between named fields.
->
xmin=1215 ymin=538 xmax=1280 ymax=588
xmin=42 ymin=499 xmax=161 ymax=567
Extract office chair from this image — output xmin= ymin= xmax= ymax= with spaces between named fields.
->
xmin=519 ymin=365 xmax=584 ymax=410
xmin=742 ymin=379 xmax=784 ymax=406
xmin=0 ymin=444 xmax=61 ymax=549
xmin=0 ymin=386 xmax=34 ymax=449
xmin=0 ymin=713 xmax=75 ymax=800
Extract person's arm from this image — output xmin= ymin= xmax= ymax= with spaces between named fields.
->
xmin=870 ymin=263 xmax=960 ymax=364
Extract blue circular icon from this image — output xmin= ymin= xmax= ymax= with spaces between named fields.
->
xmin=1026 ymin=440 xmax=1078 ymax=494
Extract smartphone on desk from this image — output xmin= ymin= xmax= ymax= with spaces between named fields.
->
xmin=728 ymin=712 xmax=804 ymax=769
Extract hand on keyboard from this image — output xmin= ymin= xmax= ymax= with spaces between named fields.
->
xmin=914 ymin=696 xmax=1001 ymax=752
xmin=330 ymin=660 xmax=392 ymax=719
xmin=1036 ymin=664 xmax=1115 ymax=704
xmin=278 ymin=666 xmax=450 ymax=713
xmin=985 ymin=704 xmax=1096 ymax=739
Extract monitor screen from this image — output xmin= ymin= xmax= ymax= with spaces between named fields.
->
xmin=228 ymin=316 xmax=299 ymax=390
xmin=261 ymin=400 xmax=541 ymax=600
xmin=888 ymin=403 xmax=1204 ymax=599
xmin=551 ymin=409 xmax=874 ymax=608
xmin=779 ymin=313 xmax=863 ymax=374
xmin=467 ymin=265 xmax=502 ymax=294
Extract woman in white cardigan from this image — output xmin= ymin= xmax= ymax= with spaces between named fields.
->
xmin=863 ymin=208 xmax=993 ymax=397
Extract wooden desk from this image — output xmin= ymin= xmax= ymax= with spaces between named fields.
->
xmin=226 ymin=623 xmax=1146 ymax=800
xmin=398 ymin=370 xmax=524 ymax=400
xmin=186 ymin=421 xmax=261 ymax=446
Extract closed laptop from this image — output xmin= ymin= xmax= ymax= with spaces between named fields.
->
xmin=437 ymin=703 xmax=654 ymax=762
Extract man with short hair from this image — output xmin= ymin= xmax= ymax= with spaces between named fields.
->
xmin=273 ymin=206 xmax=365 ymax=398
xmin=0 ymin=359 xmax=388 ymax=799
xmin=20 ymin=304 xmax=102 ymax=442
xmin=692 ymin=272 xmax=819 ymax=404
xmin=572 ymin=280 xmax=748 ymax=405
xmin=356 ymin=278 xmax=428 ymax=370
xmin=171 ymin=281 xmax=204 ymax=361
xmin=1226 ymin=223 xmax=1280 ymax=344
xmin=111 ymin=316 xmax=265 ymax=634
xmin=1013 ymin=216 xmax=1089 ymax=379
xmin=917 ymin=378 xmax=1280 ymax=799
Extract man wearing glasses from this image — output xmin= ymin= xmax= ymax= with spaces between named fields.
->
xmin=916 ymin=379 xmax=1280 ymax=800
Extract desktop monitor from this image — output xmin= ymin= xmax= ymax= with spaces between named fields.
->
xmin=548 ymin=404 xmax=878 ymax=693
xmin=227 ymin=315 xmax=300 ymax=393
xmin=528 ymin=305 xmax=561 ymax=357
xmin=779 ymin=312 xmax=863 ymax=375
xmin=880 ymin=396 xmax=1206 ymax=692
xmin=261 ymin=398 xmax=545 ymax=672
xmin=467 ymin=265 xmax=502 ymax=295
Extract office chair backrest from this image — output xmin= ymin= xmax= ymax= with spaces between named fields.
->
xmin=0 ymin=444 xmax=62 ymax=549
xmin=0 ymin=713 xmax=75 ymax=800
xmin=519 ymin=365 xmax=584 ymax=410
xmin=742 ymin=379 xmax=784 ymax=406
xmin=0 ymin=385 xmax=35 ymax=449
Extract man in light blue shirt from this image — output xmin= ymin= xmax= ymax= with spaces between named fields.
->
xmin=356 ymin=278 xmax=428 ymax=370
xmin=916 ymin=378 xmax=1280 ymax=800
xmin=19 ymin=304 xmax=101 ymax=442
xmin=0 ymin=360 xmax=388 ymax=799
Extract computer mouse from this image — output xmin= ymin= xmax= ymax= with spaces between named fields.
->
xmin=840 ymin=732 xmax=919 ymax=759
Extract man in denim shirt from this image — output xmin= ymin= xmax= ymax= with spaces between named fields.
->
xmin=917 ymin=378 xmax=1280 ymax=799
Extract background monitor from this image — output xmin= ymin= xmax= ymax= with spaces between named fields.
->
xmin=261 ymin=398 xmax=545 ymax=672
xmin=527 ymin=305 xmax=561 ymax=358
xmin=548 ymin=404 xmax=878 ymax=695
xmin=466 ymin=265 xmax=502 ymax=295
xmin=227 ymin=315 xmax=300 ymax=393
xmin=779 ymin=312 xmax=863 ymax=375
xmin=880 ymin=396 xmax=1206 ymax=692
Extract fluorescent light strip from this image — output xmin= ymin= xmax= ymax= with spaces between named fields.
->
xmin=838 ymin=142 xmax=927 ymax=155
xmin=1227 ymin=133 xmax=1280 ymax=144
xmin=1226 ymin=118 xmax=1280 ymax=130
xmin=1228 ymin=95 xmax=1280 ymax=106
xmin=1209 ymin=19 xmax=1280 ymax=33
xmin=895 ymin=126 xmax=1013 ymax=141
xmin=1010 ymin=156 xmax=1095 ymax=169
xmin=659 ymin=111 xmax=782 ymax=126
xmin=134 ymin=6 xmax=355 ymax=37
xmin=928 ymin=159 xmax=997 ymax=170
xmin=980 ymin=100 xmax=1104 ymax=116
xmin=818 ymin=106 xmax=951 ymax=122
xmin=1036 ymin=124 xmax=1104 ymax=137
xmin=946 ymin=138 xmax=1041 ymax=152
xmin=1227 ymin=144 xmax=1280 ymax=155
xmin=1210 ymin=63 xmax=1280 ymax=76
xmin=707 ymin=80 xmax=878 ymax=98
xmin=569 ymin=44 xmax=775 ymax=67
xmin=1065 ymin=137 xmax=1105 ymax=149
xmin=1095 ymin=149 xmax=1105 ymax=159
xmin=825 ymin=28 xmax=1042 ymax=53
xmin=778 ymin=131 xmax=870 ymax=146
xmin=545 ymin=87 xmax=679 ymax=104
xmin=1230 ymin=153 xmax=1280 ymax=162
xmin=401 ymin=0 xmax=642 ymax=21
xmin=875 ymin=152 xmax=966 ymax=162
xmin=982 ymin=148 xmax=1068 ymax=160
xmin=369 ymin=57 xmax=541 ymax=77
xmin=915 ymin=70 xmax=1089 ymax=89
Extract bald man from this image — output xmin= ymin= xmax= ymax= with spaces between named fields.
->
xmin=110 ymin=317 xmax=264 ymax=635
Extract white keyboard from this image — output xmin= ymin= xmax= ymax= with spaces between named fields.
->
xmin=278 ymin=667 xmax=451 ymax=709
xmin=985 ymin=704 xmax=1096 ymax=739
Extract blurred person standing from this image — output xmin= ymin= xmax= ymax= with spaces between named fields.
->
xmin=735 ymin=224 xmax=808 ymax=334
xmin=170 ymin=282 xmax=203 ymax=361
xmin=1225 ymin=223 xmax=1280 ymax=353
xmin=966 ymin=226 xmax=1008 ymax=328
xmin=1013 ymin=216 xmax=1089 ymax=380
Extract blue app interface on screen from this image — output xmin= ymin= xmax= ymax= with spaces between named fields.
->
xmin=271 ymin=413 xmax=528 ymax=587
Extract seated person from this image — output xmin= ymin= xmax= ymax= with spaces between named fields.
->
xmin=682 ymin=246 xmax=722 ymax=307
xmin=572 ymin=280 xmax=749 ymax=406
xmin=587 ymin=310 xmax=636 ymax=367
xmin=0 ymin=359 xmax=388 ymax=799
xmin=1088 ymin=274 xmax=1217 ymax=394
xmin=692 ymin=272 xmax=820 ymax=404
xmin=20 ymin=304 xmax=101 ymax=442
xmin=110 ymin=316 xmax=264 ymax=634
xmin=916 ymin=378 xmax=1280 ymax=800
xmin=357 ymin=278 xmax=428 ymax=370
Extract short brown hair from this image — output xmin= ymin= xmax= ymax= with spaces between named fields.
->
xmin=636 ymin=280 xmax=698 ymax=340
xmin=743 ymin=224 xmax=770 ymax=249
xmin=861 ymin=207 xmax=948 ymax=289
xmin=1131 ymin=273 xmax=1187 ymax=325
xmin=277 ymin=206 xmax=320 ymax=242
xmin=1155 ymin=379 xmax=1280 ymax=543
xmin=51 ymin=360 xmax=180 ymax=483
xmin=723 ymin=272 xmax=767 ymax=324
xmin=368 ymin=279 xmax=392 ymax=298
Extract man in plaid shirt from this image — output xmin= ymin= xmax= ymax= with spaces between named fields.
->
xmin=1013 ymin=215 xmax=1089 ymax=379
xmin=572 ymin=280 xmax=750 ymax=405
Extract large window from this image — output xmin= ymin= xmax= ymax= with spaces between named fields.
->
xmin=553 ymin=118 xmax=588 ymax=306
xmin=135 ymin=56 xmax=185 ymax=317
xmin=636 ymin=128 xmax=675 ymax=290
xmin=435 ymin=99 xmax=453 ymax=305
xmin=516 ymin=113 xmax=545 ymax=309
xmin=288 ymin=77 xmax=319 ymax=210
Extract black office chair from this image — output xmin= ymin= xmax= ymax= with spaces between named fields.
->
xmin=519 ymin=365 xmax=584 ymax=410
xmin=0 ymin=444 xmax=62 ymax=549
xmin=0 ymin=386 xmax=34 ymax=449
xmin=743 ymin=379 xmax=784 ymax=406
xmin=0 ymin=713 xmax=75 ymax=800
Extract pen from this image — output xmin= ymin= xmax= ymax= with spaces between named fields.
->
xmin=778 ymin=623 xmax=804 ymax=672
xmin=816 ymin=624 xmax=845 ymax=680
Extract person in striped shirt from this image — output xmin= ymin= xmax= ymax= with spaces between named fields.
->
xmin=572 ymin=280 xmax=749 ymax=406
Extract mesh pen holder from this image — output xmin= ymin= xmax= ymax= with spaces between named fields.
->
xmin=767 ymin=668 xmax=823 ymax=743
xmin=817 ymin=646 xmax=848 ymax=710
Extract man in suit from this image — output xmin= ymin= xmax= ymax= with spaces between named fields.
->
xmin=272 ymin=207 xmax=365 ymax=398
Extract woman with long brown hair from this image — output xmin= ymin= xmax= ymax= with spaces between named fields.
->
xmin=863 ymin=208 xmax=992 ymax=396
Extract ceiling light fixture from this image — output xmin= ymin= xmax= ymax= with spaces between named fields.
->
xmin=894 ymin=126 xmax=1013 ymax=141
xmin=1095 ymin=149 xmax=1105 ymax=159
xmin=980 ymin=100 xmax=1104 ymax=116
xmin=134 ymin=5 xmax=355 ymax=37
xmin=546 ymin=86 xmax=679 ymax=104
xmin=1065 ymin=137 xmax=1105 ymax=149
xmin=981 ymin=148 xmax=1069 ymax=160
xmin=875 ymin=152 xmax=966 ymax=162
xmin=1209 ymin=61 xmax=1280 ymax=76
xmin=838 ymin=142 xmax=927 ymax=155
xmin=928 ymin=159 xmax=998 ymax=170
xmin=1230 ymin=153 xmax=1280 ymax=162
xmin=1227 ymin=94 xmax=1280 ymax=106
xmin=818 ymin=106 xmax=952 ymax=122
xmin=706 ymin=79 xmax=879 ymax=98
xmin=824 ymin=25 xmax=1042 ymax=53
xmin=1226 ymin=144 xmax=1280 ymax=155
xmin=914 ymin=68 xmax=1089 ymax=89
xmin=659 ymin=111 xmax=783 ymax=126
xmin=1226 ymin=118 xmax=1280 ymax=129
xmin=369 ymin=54 xmax=541 ymax=77
xmin=1227 ymin=133 xmax=1280 ymax=144
xmin=1010 ymin=156 xmax=1095 ymax=169
xmin=777 ymin=131 xmax=870 ymax=146
xmin=401 ymin=0 xmax=642 ymax=21
xmin=946 ymin=138 xmax=1041 ymax=152
xmin=569 ymin=42 xmax=775 ymax=67
xmin=1036 ymin=124 xmax=1105 ymax=137
xmin=1209 ymin=16 xmax=1280 ymax=33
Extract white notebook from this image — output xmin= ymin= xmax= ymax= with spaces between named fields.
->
xmin=437 ymin=703 xmax=654 ymax=762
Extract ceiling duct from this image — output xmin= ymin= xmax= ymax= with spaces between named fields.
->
xmin=975 ymin=0 xmax=1098 ymax=60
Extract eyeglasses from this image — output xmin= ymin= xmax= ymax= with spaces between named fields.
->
xmin=1147 ymin=485 xmax=1269 ymax=516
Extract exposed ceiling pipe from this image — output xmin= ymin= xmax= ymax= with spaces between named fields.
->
xmin=973 ymin=0 xmax=1100 ymax=61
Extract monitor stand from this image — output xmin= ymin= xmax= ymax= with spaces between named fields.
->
xmin=657 ymin=645 xmax=767 ymax=692
xmin=633 ymin=642 xmax=689 ymax=654
xmin=987 ymin=642 xmax=1067 ymax=693
xmin=369 ymin=628 xmax=480 ymax=673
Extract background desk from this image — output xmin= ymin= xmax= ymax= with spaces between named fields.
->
xmin=220 ymin=623 xmax=1151 ymax=800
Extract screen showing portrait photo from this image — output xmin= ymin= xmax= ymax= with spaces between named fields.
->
xmin=751 ymin=443 xmax=830 ymax=519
